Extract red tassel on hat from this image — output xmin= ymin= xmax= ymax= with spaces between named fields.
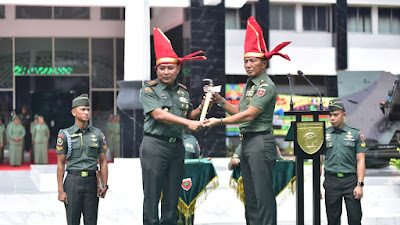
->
xmin=153 ymin=27 xmax=207 ymax=67
xmin=244 ymin=17 xmax=291 ymax=61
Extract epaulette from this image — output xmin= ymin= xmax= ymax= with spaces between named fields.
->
xmin=146 ymin=80 xmax=158 ymax=86
xmin=178 ymin=83 xmax=187 ymax=90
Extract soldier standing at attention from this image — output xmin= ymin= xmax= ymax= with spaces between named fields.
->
xmin=323 ymin=99 xmax=367 ymax=225
xmin=32 ymin=116 xmax=50 ymax=164
xmin=106 ymin=114 xmax=114 ymax=159
xmin=139 ymin=26 xmax=206 ymax=225
xmin=205 ymin=17 xmax=291 ymax=225
xmin=0 ymin=115 xmax=6 ymax=164
xmin=6 ymin=115 xmax=26 ymax=166
xmin=56 ymin=94 xmax=108 ymax=225
xmin=30 ymin=114 xmax=39 ymax=162
xmin=112 ymin=115 xmax=120 ymax=158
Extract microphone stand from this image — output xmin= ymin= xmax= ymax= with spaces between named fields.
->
xmin=288 ymin=73 xmax=294 ymax=111
xmin=297 ymin=70 xmax=323 ymax=110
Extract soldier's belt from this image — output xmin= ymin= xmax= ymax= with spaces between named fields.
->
xmin=144 ymin=133 xmax=182 ymax=143
xmin=324 ymin=172 xmax=356 ymax=178
xmin=240 ymin=130 xmax=272 ymax=140
xmin=68 ymin=170 xmax=96 ymax=177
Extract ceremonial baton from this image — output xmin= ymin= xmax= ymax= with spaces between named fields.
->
xmin=200 ymin=79 xmax=221 ymax=122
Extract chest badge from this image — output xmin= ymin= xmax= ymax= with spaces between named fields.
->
xmin=160 ymin=94 xmax=168 ymax=99
xmin=177 ymin=90 xmax=185 ymax=97
xmin=180 ymin=97 xmax=188 ymax=103
xmin=245 ymin=91 xmax=254 ymax=97
xmin=346 ymin=131 xmax=353 ymax=140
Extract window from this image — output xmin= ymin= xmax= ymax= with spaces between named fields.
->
xmin=101 ymin=7 xmax=125 ymax=20
xmin=91 ymin=91 xmax=114 ymax=133
xmin=0 ymin=38 xmax=12 ymax=88
xmin=55 ymin=38 xmax=89 ymax=74
xmin=92 ymin=39 xmax=114 ymax=88
xmin=270 ymin=4 xmax=295 ymax=30
xmin=303 ymin=6 xmax=330 ymax=32
xmin=0 ymin=5 xmax=4 ymax=18
xmin=347 ymin=7 xmax=371 ymax=33
xmin=54 ymin=7 xmax=89 ymax=19
xmin=379 ymin=8 xmax=400 ymax=34
xmin=225 ymin=9 xmax=239 ymax=29
xmin=15 ymin=38 xmax=52 ymax=75
xmin=16 ymin=6 xmax=52 ymax=19
xmin=116 ymin=39 xmax=124 ymax=81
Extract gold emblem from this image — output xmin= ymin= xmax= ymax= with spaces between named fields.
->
xmin=91 ymin=134 xmax=96 ymax=138
xmin=57 ymin=138 xmax=63 ymax=146
xmin=163 ymin=108 xmax=169 ymax=112
xmin=91 ymin=138 xmax=97 ymax=142
xmin=297 ymin=122 xmax=324 ymax=155
xmin=361 ymin=142 xmax=366 ymax=147
xmin=346 ymin=131 xmax=353 ymax=139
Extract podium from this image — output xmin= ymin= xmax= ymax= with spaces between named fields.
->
xmin=285 ymin=110 xmax=329 ymax=225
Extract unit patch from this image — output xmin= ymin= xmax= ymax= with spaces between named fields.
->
xmin=361 ymin=142 xmax=366 ymax=147
xmin=257 ymin=88 xmax=266 ymax=97
xmin=57 ymin=138 xmax=63 ymax=146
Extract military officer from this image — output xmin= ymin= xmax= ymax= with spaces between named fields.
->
xmin=0 ymin=115 xmax=6 ymax=164
xmin=139 ymin=27 xmax=206 ymax=225
xmin=182 ymin=133 xmax=201 ymax=159
xmin=111 ymin=115 xmax=120 ymax=158
xmin=205 ymin=17 xmax=291 ymax=225
xmin=56 ymin=94 xmax=108 ymax=225
xmin=30 ymin=114 xmax=39 ymax=162
xmin=32 ymin=116 xmax=50 ymax=164
xmin=323 ymin=99 xmax=367 ymax=225
xmin=6 ymin=115 xmax=26 ymax=166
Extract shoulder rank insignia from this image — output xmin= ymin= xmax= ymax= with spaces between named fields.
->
xmin=144 ymin=87 xmax=154 ymax=93
xmin=178 ymin=83 xmax=187 ymax=90
xmin=146 ymin=80 xmax=158 ymax=86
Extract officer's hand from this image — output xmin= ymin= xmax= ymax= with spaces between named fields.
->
xmin=98 ymin=187 xmax=108 ymax=198
xmin=58 ymin=191 xmax=68 ymax=204
xmin=353 ymin=186 xmax=363 ymax=199
xmin=203 ymin=118 xmax=220 ymax=128
xmin=231 ymin=158 xmax=240 ymax=166
xmin=187 ymin=120 xmax=203 ymax=132
xmin=14 ymin=137 xmax=20 ymax=142
xmin=211 ymin=93 xmax=224 ymax=105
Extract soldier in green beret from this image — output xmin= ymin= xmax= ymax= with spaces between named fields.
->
xmin=6 ymin=115 xmax=26 ymax=166
xmin=322 ymin=99 xmax=367 ymax=225
xmin=0 ymin=115 xmax=6 ymax=164
xmin=56 ymin=94 xmax=108 ymax=225
xmin=32 ymin=116 xmax=50 ymax=164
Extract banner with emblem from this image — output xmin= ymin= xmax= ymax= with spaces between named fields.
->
xmin=296 ymin=122 xmax=325 ymax=155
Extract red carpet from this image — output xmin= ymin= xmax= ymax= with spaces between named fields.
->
xmin=0 ymin=162 xmax=31 ymax=171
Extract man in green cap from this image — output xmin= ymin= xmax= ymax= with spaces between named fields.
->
xmin=6 ymin=115 xmax=26 ymax=166
xmin=0 ymin=115 xmax=6 ymax=164
xmin=32 ymin=116 xmax=50 ymax=164
xmin=56 ymin=94 xmax=109 ymax=225
xmin=30 ymin=114 xmax=39 ymax=162
xmin=322 ymin=99 xmax=367 ymax=225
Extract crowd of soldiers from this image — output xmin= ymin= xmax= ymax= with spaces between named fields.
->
xmin=0 ymin=106 xmax=50 ymax=166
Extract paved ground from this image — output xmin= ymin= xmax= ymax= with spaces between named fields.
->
xmin=0 ymin=155 xmax=400 ymax=225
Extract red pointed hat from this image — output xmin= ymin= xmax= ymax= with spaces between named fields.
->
xmin=244 ymin=17 xmax=291 ymax=61
xmin=153 ymin=27 xmax=207 ymax=67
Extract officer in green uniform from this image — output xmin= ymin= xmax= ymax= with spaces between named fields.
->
xmin=6 ymin=115 xmax=26 ymax=166
xmin=112 ymin=115 xmax=120 ymax=158
xmin=139 ymin=26 xmax=206 ymax=225
xmin=106 ymin=114 xmax=114 ymax=159
xmin=0 ymin=115 xmax=6 ymax=164
xmin=32 ymin=116 xmax=50 ymax=164
xmin=323 ymin=99 xmax=367 ymax=225
xmin=205 ymin=17 xmax=291 ymax=225
xmin=182 ymin=133 xmax=200 ymax=159
xmin=56 ymin=94 xmax=109 ymax=225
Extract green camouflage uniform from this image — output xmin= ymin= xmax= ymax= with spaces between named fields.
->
xmin=239 ymin=72 xmax=277 ymax=225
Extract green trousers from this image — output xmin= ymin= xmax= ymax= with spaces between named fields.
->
xmin=9 ymin=143 xmax=23 ymax=166
xmin=34 ymin=142 xmax=48 ymax=164
xmin=241 ymin=133 xmax=277 ymax=225
xmin=140 ymin=135 xmax=185 ymax=225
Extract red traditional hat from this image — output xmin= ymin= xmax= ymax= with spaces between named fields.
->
xmin=153 ymin=27 xmax=207 ymax=67
xmin=244 ymin=17 xmax=291 ymax=61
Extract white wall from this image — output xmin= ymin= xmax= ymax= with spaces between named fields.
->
xmin=348 ymin=48 xmax=400 ymax=74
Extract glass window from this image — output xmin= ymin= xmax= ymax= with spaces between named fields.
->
xmin=116 ymin=39 xmax=124 ymax=82
xmin=92 ymin=39 xmax=114 ymax=88
xmin=15 ymin=38 xmax=52 ymax=75
xmin=347 ymin=7 xmax=371 ymax=33
xmin=0 ymin=38 xmax=12 ymax=88
xmin=270 ymin=4 xmax=295 ymax=30
xmin=16 ymin=6 xmax=52 ymax=19
xmin=0 ymin=92 xmax=12 ymax=125
xmin=101 ymin=7 xmax=121 ymax=20
xmin=239 ymin=4 xmax=251 ymax=29
xmin=0 ymin=5 xmax=5 ymax=18
xmin=55 ymin=38 xmax=89 ymax=74
xmin=379 ymin=8 xmax=400 ymax=34
xmin=54 ymin=7 xmax=89 ymax=19
xmin=303 ymin=6 xmax=329 ymax=32
xmin=225 ymin=9 xmax=239 ymax=29
xmin=91 ymin=91 xmax=114 ymax=133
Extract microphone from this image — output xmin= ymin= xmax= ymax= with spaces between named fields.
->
xmin=287 ymin=73 xmax=294 ymax=111
xmin=297 ymin=70 xmax=323 ymax=110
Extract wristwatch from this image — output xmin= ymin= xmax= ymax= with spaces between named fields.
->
xmin=357 ymin=182 xmax=364 ymax=187
xmin=217 ymin=98 xmax=226 ymax=107
xmin=104 ymin=184 xmax=109 ymax=189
